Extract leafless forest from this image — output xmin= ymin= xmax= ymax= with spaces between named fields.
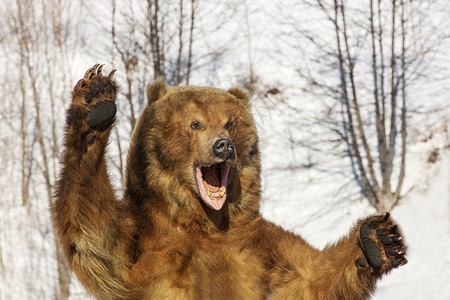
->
xmin=0 ymin=0 xmax=449 ymax=298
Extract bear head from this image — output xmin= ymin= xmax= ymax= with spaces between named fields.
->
xmin=125 ymin=78 xmax=261 ymax=230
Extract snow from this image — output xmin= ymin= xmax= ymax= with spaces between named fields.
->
xmin=374 ymin=131 xmax=450 ymax=299
xmin=260 ymin=122 xmax=450 ymax=300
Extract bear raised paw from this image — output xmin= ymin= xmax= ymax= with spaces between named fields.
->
xmin=53 ymin=64 xmax=407 ymax=300
xmin=66 ymin=64 xmax=118 ymax=149
xmin=359 ymin=213 xmax=407 ymax=273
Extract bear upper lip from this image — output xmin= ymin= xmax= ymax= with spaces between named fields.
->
xmin=194 ymin=162 xmax=232 ymax=210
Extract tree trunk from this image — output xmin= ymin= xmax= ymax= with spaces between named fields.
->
xmin=55 ymin=243 xmax=71 ymax=300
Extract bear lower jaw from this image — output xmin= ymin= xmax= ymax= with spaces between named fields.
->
xmin=195 ymin=162 xmax=231 ymax=210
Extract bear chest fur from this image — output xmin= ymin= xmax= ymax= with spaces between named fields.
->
xmin=130 ymin=227 xmax=267 ymax=299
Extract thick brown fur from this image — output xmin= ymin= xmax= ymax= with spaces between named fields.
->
xmin=52 ymin=65 xmax=407 ymax=299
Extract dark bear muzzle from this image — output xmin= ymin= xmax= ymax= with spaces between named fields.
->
xmin=213 ymin=138 xmax=236 ymax=161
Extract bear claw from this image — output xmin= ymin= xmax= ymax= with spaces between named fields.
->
xmin=359 ymin=214 xmax=407 ymax=273
xmin=84 ymin=64 xmax=99 ymax=78
xmin=97 ymin=64 xmax=104 ymax=75
xmin=108 ymin=69 xmax=117 ymax=80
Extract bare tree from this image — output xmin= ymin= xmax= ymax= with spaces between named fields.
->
xmin=14 ymin=0 xmax=72 ymax=297
xmin=331 ymin=0 xmax=409 ymax=211
xmin=0 ymin=0 xmax=87 ymax=298
xmin=276 ymin=0 xmax=442 ymax=212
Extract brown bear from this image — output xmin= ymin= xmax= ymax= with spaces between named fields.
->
xmin=52 ymin=64 xmax=407 ymax=299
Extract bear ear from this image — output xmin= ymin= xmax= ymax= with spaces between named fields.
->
xmin=227 ymin=87 xmax=250 ymax=107
xmin=146 ymin=77 xmax=168 ymax=103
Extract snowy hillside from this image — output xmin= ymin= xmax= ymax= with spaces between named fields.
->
xmin=373 ymin=127 xmax=450 ymax=300
xmin=260 ymin=122 xmax=450 ymax=300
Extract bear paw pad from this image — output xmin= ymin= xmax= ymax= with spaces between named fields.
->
xmin=359 ymin=213 xmax=407 ymax=273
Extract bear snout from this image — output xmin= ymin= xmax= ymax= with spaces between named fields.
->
xmin=213 ymin=138 xmax=236 ymax=161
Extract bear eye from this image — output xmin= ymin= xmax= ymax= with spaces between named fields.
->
xmin=224 ymin=121 xmax=233 ymax=130
xmin=191 ymin=121 xmax=203 ymax=130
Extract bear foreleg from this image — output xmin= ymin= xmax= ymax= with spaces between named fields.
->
xmin=52 ymin=64 xmax=138 ymax=299
xmin=266 ymin=214 xmax=406 ymax=299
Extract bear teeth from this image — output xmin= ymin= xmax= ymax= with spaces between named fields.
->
xmin=207 ymin=188 xmax=226 ymax=199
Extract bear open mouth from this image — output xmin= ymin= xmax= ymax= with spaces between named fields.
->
xmin=195 ymin=162 xmax=231 ymax=210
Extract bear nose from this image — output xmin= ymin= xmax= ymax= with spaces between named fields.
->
xmin=213 ymin=138 xmax=236 ymax=161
